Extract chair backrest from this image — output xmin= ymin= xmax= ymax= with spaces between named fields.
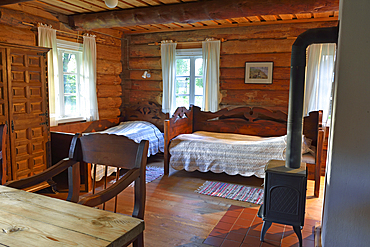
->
xmin=70 ymin=133 xmax=149 ymax=219
xmin=5 ymin=132 xmax=148 ymax=247
xmin=0 ymin=124 xmax=7 ymax=184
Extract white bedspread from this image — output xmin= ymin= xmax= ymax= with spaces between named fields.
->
xmin=169 ymin=131 xmax=289 ymax=178
xmin=88 ymin=120 xmax=164 ymax=181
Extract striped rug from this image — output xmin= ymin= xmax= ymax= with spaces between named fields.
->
xmin=110 ymin=166 xmax=164 ymax=185
xmin=195 ymin=181 xmax=264 ymax=204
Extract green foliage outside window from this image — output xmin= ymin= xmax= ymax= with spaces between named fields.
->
xmin=176 ymin=59 xmax=189 ymax=76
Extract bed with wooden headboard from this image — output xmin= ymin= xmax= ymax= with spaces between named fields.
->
xmin=164 ymin=105 xmax=324 ymax=197
xmin=50 ymin=101 xmax=168 ymax=191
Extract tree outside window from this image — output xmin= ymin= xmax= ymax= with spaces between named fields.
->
xmin=58 ymin=48 xmax=82 ymax=119
xmin=175 ymin=56 xmax=203 ymax=109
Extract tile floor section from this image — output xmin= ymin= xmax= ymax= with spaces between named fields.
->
xmin=203 ymin=205 xmax=318 ymax=247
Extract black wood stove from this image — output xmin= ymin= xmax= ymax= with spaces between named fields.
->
xmin=258 ymin=25 xmax=339 ymax=247
xmin=259 ymin=160 xmax=307 ymax=246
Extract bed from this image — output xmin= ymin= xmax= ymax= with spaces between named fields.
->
xmin=50 ymin=101 xmax=168 ymax=190
xmin=164 ymin=105 xmax=324 ymax=197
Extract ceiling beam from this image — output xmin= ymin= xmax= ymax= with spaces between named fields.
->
xmin=0 ymin=0 xmax=33 ymax=6
xmin=69 ymin=0 xmax=339 ymax=30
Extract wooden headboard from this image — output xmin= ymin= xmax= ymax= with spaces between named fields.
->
xmin=192 ymin=105 xmax=288 ymax=137
xmin=124 ymin=101 xmax=169 ymax=132
xmin=165 ymin=105 xmax=288 ymax=144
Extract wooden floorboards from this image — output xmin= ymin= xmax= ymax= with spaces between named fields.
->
xmin=47 ymin=154 xmax=325 ymax=247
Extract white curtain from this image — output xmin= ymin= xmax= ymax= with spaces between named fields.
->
xmin=38 ymin=24 xmax=58 ymax=126
xmin=161 ymin=41 xmax=177 ymax=115
xmin=304 ymin=43 xmax=336 ymax=124
xmin=82 ymin=34 xmax=99 ymax=121
xmin=202 ymin=39 xmax=220 ymax=112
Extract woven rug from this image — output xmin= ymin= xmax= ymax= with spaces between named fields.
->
xmin=144 ymin=166 xmax=164 ymax=183
xmin=195 ymin=181 xmax=264 ymax=204
xmin=110 ymin=166 xmax=164 ymax=185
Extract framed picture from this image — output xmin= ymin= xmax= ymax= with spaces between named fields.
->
xmin=245 ymin=62 xmax=273 ymax=84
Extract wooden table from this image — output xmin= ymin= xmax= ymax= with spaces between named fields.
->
xmin=0 ymin=185 xmax=144 ymax=246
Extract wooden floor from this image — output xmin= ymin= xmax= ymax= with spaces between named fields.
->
xmin=48 ymin=154 xmax=325 ymax=247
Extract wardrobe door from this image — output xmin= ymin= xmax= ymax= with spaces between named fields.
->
xmin=0 ymin=48 xmax=9 ymax=181
xmin=7 ymin=48 xmax=49 ymax=180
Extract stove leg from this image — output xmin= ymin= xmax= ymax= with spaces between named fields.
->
xmin=293 ymin=225 xmax=303 ymax=247
xmin=260 ymin=220 xmax=272 ymax=242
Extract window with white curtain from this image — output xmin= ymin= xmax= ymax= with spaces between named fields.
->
xmin=56 ymin=39 xmax=84 ymax=123
xmin=175 ymin=49 xmax=203 ymax=109
xmin=304 ymin=43 xmax=336 ymax=126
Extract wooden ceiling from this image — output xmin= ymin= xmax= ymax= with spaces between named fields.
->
xmin=2 ymin=0 xmax=339 ymax=34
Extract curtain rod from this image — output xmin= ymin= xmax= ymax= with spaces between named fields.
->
xmin=21 ymin=22 xmax=122 ymax=40
xmin=148 ymin=38 xmax=227 ymax=46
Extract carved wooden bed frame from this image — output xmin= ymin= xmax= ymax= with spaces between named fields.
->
xmin=164 ymin=105 xmax=324 ymax=197
xmin=50 ymin=101 xmax=168 ymax=191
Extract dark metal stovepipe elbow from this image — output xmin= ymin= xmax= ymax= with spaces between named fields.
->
xmin=286 ymin=25 xmax=339 ymax=169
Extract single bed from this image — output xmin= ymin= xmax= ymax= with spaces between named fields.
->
xmin=50 ymin=101 xmax=168 ymax=190
xmin=164 ymin=105 xmax=324 ymax=197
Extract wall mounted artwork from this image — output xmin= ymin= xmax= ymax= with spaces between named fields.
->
xmin=245 ymin=62 xmax=273 ymax=84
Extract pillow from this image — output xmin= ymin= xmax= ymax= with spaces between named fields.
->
xmin=302 ymin=135 xmax=313 ymax=154
xmin=283 ymin=135 xmax=314 ymax=157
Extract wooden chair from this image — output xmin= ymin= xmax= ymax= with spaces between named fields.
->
xmin=5 ymin=133 xmax=149 ymax=247
xmin=0 ymin=124 xmax=7 ymax=185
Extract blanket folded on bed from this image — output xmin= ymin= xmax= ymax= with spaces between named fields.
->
xmin=169 ymin=131 xmax=311 ymax=178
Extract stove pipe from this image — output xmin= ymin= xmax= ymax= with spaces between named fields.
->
xmin=286 ymin=25 xmax=338 ymax=169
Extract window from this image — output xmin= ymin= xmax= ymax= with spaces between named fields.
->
xmin=57 ymin=40 xmax=84 ymax=123
xmin=305 ymin=43 xmax=336 ymax=126
xmin=175 ymin=49 xmax=203 ymax=109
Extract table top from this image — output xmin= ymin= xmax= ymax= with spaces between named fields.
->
xmin=0 ymin=185 xmax=144 ymax=247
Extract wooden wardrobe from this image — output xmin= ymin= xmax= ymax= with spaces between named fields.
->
xmin=0 ymin=42 xmax=51 ymax=182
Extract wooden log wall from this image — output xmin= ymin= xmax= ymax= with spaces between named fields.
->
xmin=126 ymin=20 xmax=338 ymax=112
xmin=0 ymin=7 xmax=123 ymax=120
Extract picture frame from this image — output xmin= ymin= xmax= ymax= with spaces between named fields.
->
xmin=245 ymin=62 xmax=273 ymax=84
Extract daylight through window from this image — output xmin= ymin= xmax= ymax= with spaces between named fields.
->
xmin=57 ymin=40 xmax=84 ymax=122
xmin=175 ymin=50 xmax=203 ymax=109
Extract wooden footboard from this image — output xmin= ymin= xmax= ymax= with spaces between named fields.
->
xmin=164 ymin=107 xmax=193 ymax=175
xmin=303 ymin=110 xmax=324 ymax=197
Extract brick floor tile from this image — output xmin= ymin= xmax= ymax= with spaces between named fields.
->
xmin=226 ymin=232 xmax=246 ymax=242
xmin=221 ymin=239 xmax=242 ymax=247
xmin=204 ymin=236 xmax=224 ymax=247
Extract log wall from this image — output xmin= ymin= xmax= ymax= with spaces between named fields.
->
xmin=0 ymin=6 xmax=338 ymax=117
xmin=0 ymin=8 xmax=123 ymax=120
xmin=126 ymin=21 xmax=338 ymax=112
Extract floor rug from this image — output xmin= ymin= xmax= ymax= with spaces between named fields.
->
xmin=196 ymin=181 xmax=264 ymax=204
xmin=110 ymin=166 xmax=164 ymax=185
xmin=144 ymin=166 xmax=164 ymax=183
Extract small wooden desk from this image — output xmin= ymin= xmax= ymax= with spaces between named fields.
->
xmin=0 ymin=185 xmax=144 ymax=246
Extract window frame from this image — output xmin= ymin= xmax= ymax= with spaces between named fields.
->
xmin=175 ymin=49 xmax=203 ymax=109
xmin=56 ymin=39 xmax=84 ymax=123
